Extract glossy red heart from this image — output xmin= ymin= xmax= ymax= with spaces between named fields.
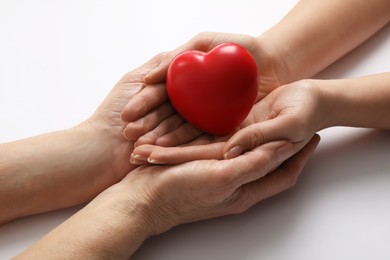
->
xmin=166 ymin=43 xmax=259 ymax=136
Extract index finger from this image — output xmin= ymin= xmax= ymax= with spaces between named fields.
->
xmin=131 ymin=142 xmax=225 ymax=165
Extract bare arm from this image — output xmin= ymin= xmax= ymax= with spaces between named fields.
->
xmin=319 ymin=72 xmax=390 ymax=130
xmin=260 ymin=0 xmax=390 ymax=83
xmin=0 ymin=55 xmax=160 ymax=225
xmin=0 ymin=127 xmax=112 ymax=224
xmin=15 ymin=135 xmax=320 ymax=259
xmin=122 ymin=0 xmax=390 ymax=146
xmin=223 ymin=72 xmax=390 ymax=159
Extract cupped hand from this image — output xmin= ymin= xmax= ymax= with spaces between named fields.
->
xmin=129 ymin=80 xmax=321 ymax=166
xmin=129 ymin=79 xmax=322 ymax=166
xmin=121 ymin=31 xmax=288 ymax=143
xmin=78 ymin=54 xmax=163 ymax=187
xmin=223 ymin=80 xmax=324 ymax=159
xmin=114 ymin=134 xmax=320 ymax=236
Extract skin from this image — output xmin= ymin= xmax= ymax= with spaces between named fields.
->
xmin=1 ymin=54 xmax=318 ymax=259
xmin=224 ymin=73 xmax=390 ymax=158
xmin=0 ymin=56 xmax=158 ymax=224
xmin=16 ymin=135 xmax=319 ymax=259
xmin=121 ymin=0 xmax=390 ymax=163
xmin=3 ymin=0 xmax=390 ymax=258
xmin=134 ymin=73 xmax=390 ymax=165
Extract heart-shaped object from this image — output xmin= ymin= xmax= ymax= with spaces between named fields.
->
xmin=166 ymin=42 xmax=259 ymax=136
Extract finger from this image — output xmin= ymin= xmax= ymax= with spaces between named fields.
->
xmin=130 ymin=145 xmax=153 ymax=165
xmin=216 ymin=133 xmax=316 ymax=194
xmin=116 ymin=52 xmax=165 ymax=84
xmin=155 ymin=123 xmax=203 ymax=147
xmin=183 ymin=134 xmax=217 ymax=146
xmin=120 ymin=83 xmax=168 ymax=122
xmin=143 ymin=53 xmax=173 ymax=84
xmin=225 ymin=134 xmax=320 ymax=214
xmin=123 ymin=102 xmax=176 ymax=140
xmin=134 ymin=114 xmax=185 ymax=147
xmin=131 ymin=142 xmax=225 ymax=165
xmin=143 ymin=32 xmax=218 ymax=84
xmin=223 ymin=116 xmax=298 ymax=159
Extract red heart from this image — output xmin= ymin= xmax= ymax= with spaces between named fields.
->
xmin=166 ymin=43 xmax=259 ymax=136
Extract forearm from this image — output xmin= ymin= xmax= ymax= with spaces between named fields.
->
xmin=0 ymin=125 xmax=116 ymax=224
xmin=15 ymin=190 xmax=150 ymax=259
xmin=259 ymin=0 xmax=390 ymax=83
xmin=317 ymin=72 xmax=390 ymax=129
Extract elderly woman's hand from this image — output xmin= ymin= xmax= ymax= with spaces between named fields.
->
xmin=116 ymin=135 xmax=319 ymax=237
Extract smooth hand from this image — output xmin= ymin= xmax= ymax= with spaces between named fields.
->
xmin=223 ymin=80 xmax=324 ymax=158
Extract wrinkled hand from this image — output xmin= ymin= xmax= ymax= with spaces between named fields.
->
xmin=121 ymin=32 xmax=287 ymax=144
xmin=79 ymin=54 xmax=163 ymax=186
xmin=115 ymin=134 xmax=320 ymax=236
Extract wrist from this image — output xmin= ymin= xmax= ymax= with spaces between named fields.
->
xmin=100 ymin=178 xmax=176 ymax=237
xmin=257 ymin=29 xmax=302 ymax=85
xmin=0 ymin=123 xmax=129 ymax=223
xmin=70 ymin=122 xmax=125 ymax=187
xmin=80 ymin=189 xmax=153 ymax=258
xmin=17 ymin=187 xmax=152 ymax=259
xmin=311 ymin=78 xmax=352 ymax=130
xmin=315 ymin=73 xmax=390 ymax=130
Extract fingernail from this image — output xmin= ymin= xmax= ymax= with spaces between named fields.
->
xmin=223 ymin=145 xmax=243 ymax=159
xmin=130 ymin=156 xmax=137 ymax=164
xmin=123 ymin=127 xmax=131 ymax=140
xmin=147 ymin=157 xmax=165 ymax=164
xmin=130 ymin=153 xmax=148 ymax=163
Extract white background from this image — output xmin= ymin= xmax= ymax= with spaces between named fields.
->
xmin=1 ymin=1 xmax=390 ymax=259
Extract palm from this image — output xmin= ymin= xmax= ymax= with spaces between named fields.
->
xmin=84 ymin=56 xmax=161 ymax=181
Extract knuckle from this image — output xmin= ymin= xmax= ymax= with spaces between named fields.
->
xmin=153 ymin=51 xmax=167 ymax=62
xmin=191 ymin=32 xmax=215 ymax=50
xmin=285 ymin=115 xmax=309 ymax=141
xmin=193 ymin=31 xmax=212 ymax=41
xmin=213 ymin=164 xmax=237 ymax=191
xmin=227 ymin=188 xmax=253 ymax=215
xmin=249 ymin=127 xmax=266 ymax=149
xmin=281 ymin=167 xmax=300 ymax=190
xmin=286 ymin=172 xmax=299 ymax=189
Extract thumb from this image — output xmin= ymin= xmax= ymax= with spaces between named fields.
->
xmin=142 ymin=52 xmax=172 ymax=84
xmin=144 ymin=46 xmax=188 ymax=84
xmin=223 ymin=116 xmax=296 ymax=159
xmin=143 ymin=34 xmax=216 ymax=84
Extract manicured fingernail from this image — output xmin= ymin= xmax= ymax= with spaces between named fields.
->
xmin=147 ymin=157 xmax=165 ymax=164
xmin=223 ymin=145 xmax=243 ymax=159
